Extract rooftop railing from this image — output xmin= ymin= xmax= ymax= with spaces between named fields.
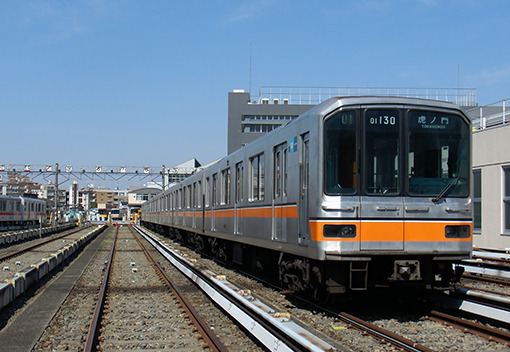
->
xmin=467 ymin=98 xmax=510 ymax=131
xmin=255 ymin=86 xmax=477 ymax=107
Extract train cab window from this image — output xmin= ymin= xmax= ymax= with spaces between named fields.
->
xmin=364 ymin=109 xmax=400 ymax=195
xmin=324 ymin=110 xmax=357 ymax=195
xmin=407 ymin=110 xmax=470 ymax=197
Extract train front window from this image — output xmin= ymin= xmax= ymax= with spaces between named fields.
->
xmin=364 ymin=109 xmax=400 ymax=195
xmin=407 ymin=110 xmax=470 ymax=197
xmin=324 ymin=110 xmax=357 ymax=195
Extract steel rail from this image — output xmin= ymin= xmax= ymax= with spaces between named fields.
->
xmin=128 ymin=226 xmax=228 ymax=352
xmin=132 ymin=225 xmax=345 ymax=352
xmin=463 ymin=272 xmax=510 ymax=287
xmin=83 ymin=226 xmax=119 ymax=352
xmin=337 ymin=312 xmax=435 ymax=352
xmin=428 ymin=310 xmax=510 ymax=346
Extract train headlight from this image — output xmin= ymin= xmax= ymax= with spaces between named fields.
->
xmin=444 ymin=225 xmax=470 ymax=238
xmin=323 ymin=225 xmax=356 ymax=238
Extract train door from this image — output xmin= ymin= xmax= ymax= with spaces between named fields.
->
xmin=234 ymin=162 xmax=243 ymax=235
xmin=360 ymin=108 xmax=404 ymax=251
xmin=298 ymin=134 xmax=310 ymax=245
xmin=272 ymin=143 xmax=288 ymax=241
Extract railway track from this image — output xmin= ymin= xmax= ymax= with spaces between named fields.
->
xmin=33 ymin=225 xmax=263 ymax=351
xmin=15 ymin=223 xmax=510 ymax=351
xmin=85 ymin=226 xmax=227 ymax=351
xmin=133 ymin=225 xmax=341 ymax=351
xmin=137 ymin=226 xmax=510 ymax=352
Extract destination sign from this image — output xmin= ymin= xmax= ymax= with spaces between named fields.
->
xmin=409 ymin=111 xmax=460 ymax=132
xmin=366 ymin=109 xmax=400 ymax=131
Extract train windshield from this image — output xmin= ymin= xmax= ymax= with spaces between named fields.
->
xmin=407 ymin=110 xmax=470 ymax=197
xmin=324 ymin=108 xmax=470 ymax=198
xmin=364 ymin=109 xmax=400 ymax=195
xmin=324 ymin=110 xmax=357 ymax=195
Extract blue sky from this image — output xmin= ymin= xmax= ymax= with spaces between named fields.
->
xmin=1 ymin=0 xmax=509 ymax=174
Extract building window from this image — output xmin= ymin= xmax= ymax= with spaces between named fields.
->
xmin=473 ymin=170 xmax=481 ymax=233
xmin=504 ymin=167 xmax=510 ymax=233
xmin=250 ymin=153 xmax=265 ymax=201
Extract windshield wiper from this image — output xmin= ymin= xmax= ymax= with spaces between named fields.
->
xmin=432 ymin=175 xmax=461 ymax=203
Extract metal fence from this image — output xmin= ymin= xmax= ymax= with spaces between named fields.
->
xmin=467 ymin=98 xmax=510 ymax=130
xmin=256 ymin=86 xmax=477 ymax=107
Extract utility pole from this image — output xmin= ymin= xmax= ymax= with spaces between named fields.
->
xmin=54 ymin=163 xmax=59 ymax=226
xmin=162 ymin=165 xmax=166 ymax=191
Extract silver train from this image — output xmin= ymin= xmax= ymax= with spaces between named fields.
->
xmin=142 ymin=96 xmax=472 ymax=297
xmin=0 ymin=195 xmax=47 ymax=230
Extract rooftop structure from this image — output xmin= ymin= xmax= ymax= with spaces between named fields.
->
xmin=255 ymin=86 xmax=477 ymax=107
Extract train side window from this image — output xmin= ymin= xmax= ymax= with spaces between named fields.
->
xmin=187 ymin=185 xmax=192 ymax=209
xmin=192 ymin=183 xmax=197 ymax=209
xmin=250 ymin=153 xmax=265 ymax=201
xmin=235 ymin=162 xmax=244 ymax=203
xmin=273 ymin=143 xmax=288 ymax=198
xmin=205 ymin=177 xmax=210 ymax=207
xmin=212 ymin=173 xmax=218 ymax=205
xmin=324 ymin=110 xmax=357 ymax=195
xmin=221 ymin=168 xmax=231 ymax=205
xmin=197 ymin=180 xmax=202 ymax=209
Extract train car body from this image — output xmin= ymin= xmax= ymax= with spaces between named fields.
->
xmin=142 ymin=97 xmax=472 ymax=296
xmin=0 ymin=195 xmax=47 ymax=230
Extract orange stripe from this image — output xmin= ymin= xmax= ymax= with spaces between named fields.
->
xmin=202 ymin=205 xmax=298 ymax=219
xmin=361 ymin=221 xmax=404 ymax=242
xmin=405 ymin=221 xmax=472 ymax=242
xmin=152 ymin=205 xmax=299 ymax=219
xmin=310 ymin=220 xmax=472 ymax=242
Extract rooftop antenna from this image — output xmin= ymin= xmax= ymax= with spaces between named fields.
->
xmin=249 ymin=42 xmax=252 ymax=96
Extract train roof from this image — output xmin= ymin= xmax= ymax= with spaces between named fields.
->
xmin=308 ymin=96 xmax=465 ymax=118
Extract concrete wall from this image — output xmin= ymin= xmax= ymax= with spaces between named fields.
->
xmin=472 ymin=123 xmax=510 ymax=250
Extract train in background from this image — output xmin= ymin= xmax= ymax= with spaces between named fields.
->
xmin=0 ymin=195 xmax=47 ymax=231
xmin=142 ymin=96 xmax=472 ymax=298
